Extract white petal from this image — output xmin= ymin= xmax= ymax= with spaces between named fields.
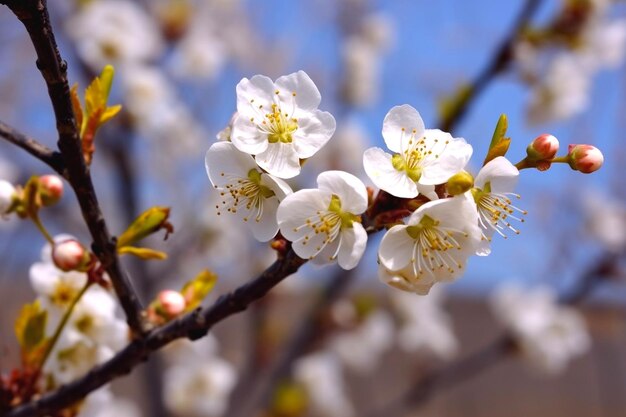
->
xmin=378 ymin=265 xmax=434 ymax=295
xmin=378 ymin=225 xmax=415 ymax=270
xmin=311 ymin=235 xmax=341 ymax=266
xmin=274 ymin=70 xmax=321 ymax=111
xmin=418 ymin=129 xmax=473 ymax=185
xmin=474 ymin=156 xmax=519 ymax=192
xmin=382 ymin=105 xmax=425 ymax=153
xmin=292 ymin=110 xmax=336 ymax=159
xmin=255 ymin=142 xmax=301 ymax=179
xmin=29 ymin=262 xmax=59 ymax=295
xmin=416 ymin=183 xmax=438 ymax=201
xmin=277 ymin=189 xmax=331 ymax=242
xmin=261 ymin=173 xmax=292 ymax=201
xmin=231 ymin=113 xmax=269 ymax=155
xmin=363 ymin=147 xmax=418 ymax=198
xmin=475 ymin=238 xmax=492 ymax=256
xmin=337 ymin=223 xmax=367 ymax=270
xmin=205 ymin=142 xmax=256 ymax=188
xmin=235 ymin=75 xmax=275 ymax=118
xmin=248 ymin=196 xmax=280 ymax=241
xmin=317 ymin=170 xmax=368 ymax=214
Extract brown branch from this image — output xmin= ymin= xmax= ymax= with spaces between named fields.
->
xmin=3 ymin=249 xmax=307 ymax=417
xmin=437 ymin=0 xmax=543 ymax=132
xmin=1 ymin=0 xmax=147 ymax=337
xmin=0 ymin=121 xmax=65 ymax=176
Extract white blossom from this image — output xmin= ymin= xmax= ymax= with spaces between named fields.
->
xmin=206 ymin=141 xmax=292 ymax=241
xmin=78 ymin=387 xmax=141 ymax=417
xmin=378 ymin=195 xmax=481 ymax=295
xmin=66 ymin=0 xmax=163 ymax=71
xmin=0 ymin=179 xmax=15 ymax=215
xmin=491 ymin=284 xmax=591 ymax=374
xmin=391 ymin=287 xmax=458 ymax=360
xmin=277 ymin=170 xmax=368 ymax=269
xmin=231 ymin=71 xmax=336 ymax=179
xmin=364 ymin=105 xmax=473 ymax=199
xmin=294 ymin=352 xmax=355 ymax=417
xmin=583 ymin=191 xmax=626 ymax=252
xmin=471 ymin=157 xmax=526 ymax=256
xmin=329 ymin=310 xmax=394 ymax=373
xmin=169 ymin=29 xmax=227 ymax=80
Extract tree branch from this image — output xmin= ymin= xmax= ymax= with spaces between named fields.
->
xmin=1 ymin=0 xmax=147 ymax=337
xmin=437 ymin=0 xmax=543 ymax=132
xmin=0 ymin=121 xmax=65 ymax=176
xmin=3 ymin=249 xmax=306 ymax=417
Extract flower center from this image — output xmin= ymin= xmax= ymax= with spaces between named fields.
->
xmin=405 ymin=215 xmax=465 ymax=276
xmin=327 ymin=194 xmax=360 ymax=229
xmin=264 ymin=104 xmax=298 ymax=144
xmin=215 ymin=169 xmax=275 ymax=222
xmin=471 ymin=182 xmax=526 ymax=239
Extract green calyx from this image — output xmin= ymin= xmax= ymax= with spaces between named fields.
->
xmin=247 ymin=169 xmax=275 ymax=198
xmin=391 ymin=154 xmax=422 ymax=182
xmin=470 ymin=181 xmax=491 ymax=203
xmin=328 ymin=194 xmax=360 ymax=229
xmin=406 ymin=214 xmax=437 ymax=239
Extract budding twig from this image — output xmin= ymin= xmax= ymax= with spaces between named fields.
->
xmin=0 ymin=121 xmax=65 ymax=176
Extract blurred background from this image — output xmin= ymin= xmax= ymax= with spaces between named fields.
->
xmin=0 ymin=0 xmax=625 ymax=416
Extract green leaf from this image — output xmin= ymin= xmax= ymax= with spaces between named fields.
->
xmin=117 ymin=206 xmax=172 ymax=248
xmin=181 ymin=270 xmax=218 ymax=311
xmin=118 ymin=246 xmax=168 ymax=260
xmin=15 ymin=300 xmax=48 ymax=353
xmin=483 ymin=114 xmax=511 ymax=166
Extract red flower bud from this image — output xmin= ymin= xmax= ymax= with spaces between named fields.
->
xmin=39 ymin=175 xmax=64 ymax=206
xmin=568 ymin=144 xmax=604 ymax=174
xmin=157 ymin=290 xmax=186 ymax=318
xmin=52 ymin=239 xmax=90 ymax=271
xmin=527 ymin=134 xmax=559 ymax=161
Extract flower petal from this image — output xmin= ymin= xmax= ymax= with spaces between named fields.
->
xmin=378 ymin=265 xmax=434 ymax=295
xmin=248 ymin=196 xmax=280 ymax=242
xmin=378 ymin=225 xmax=415 ymax=270
xmin=292 ymin=110 xmax=336 ymax=159
xmin=261 ymin=173 xmax=292 ymax=201
xmin=205 ymin=141 xmax=256 ymax=188
xmin=255 ymin=142 xmax=301 ymax=179
xmin=277 ymin=189 xmax=331 ymax=242
xmin=235 ymin=74 xmax=275 ymax=118
xmin=337 ymin=223 xmax=367 ymax=270
xmin=317 ymin=170 xmax=368 ymax=214
xmin=418 ymin=129 xmax=473 ymax=185
xmin=474 ymin=156 xmax=519 ymax=192
xmin=382 ymin=105 xmax=425 ymax=153
xmin=274 ymin=70 xmax=321 ymax=112
xmin=230 ymin=113 xmax=269 ymax=155
xmin=311 ymin=235 xmax=341 ymax=266
xmin=363 ymin=147 xmax=418 ymax=198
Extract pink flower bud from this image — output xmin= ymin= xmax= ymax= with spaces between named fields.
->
xmin=0 ymin=180 xmax=16 ymax=215
xmin=39 ymin=175 xmax=64 ymax=206
xmin=527 ymin=134 xmax=559 ymax=161
xmin=157 ymin=290 xmax=186 ymax=318
xmin=52 ymin=239 xmax=90 ymax=271
xmin=568 ymin=144 xmax=604 ymax=174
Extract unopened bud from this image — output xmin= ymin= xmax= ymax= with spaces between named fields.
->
xmin=0 ymin=180 xmax=16 ymax=215
xmin=527 ymin=134 xmax=559 ymax=161
xmin=52 ymin=239 xmax=91 ymax=272
xmin=149 ymin=290 xmax=186 ymax=324
xmin=568 ymin=144 xmax=604 ymax=174
xmin=39 ymin=175 xmax=64 ymax=206
xmin=446 ymin=171 xmax=474 ymax=196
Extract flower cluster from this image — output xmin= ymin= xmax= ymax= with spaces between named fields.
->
xmin=206 ymin=70 xmax=604 ymax=296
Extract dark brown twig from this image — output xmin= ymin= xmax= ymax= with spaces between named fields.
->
xmin=1 ymin=0 xmax=147 ymax=336
xmin=0 ymin=121 xmax=65 ymax=176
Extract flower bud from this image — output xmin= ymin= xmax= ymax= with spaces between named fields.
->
xmin=568 ymin=144 xmax=604 ymax=174
xmin=446 ymin=171 xmax=474 ymax=196
xmin=39 ymin=175 xmax=64 ymax=206
xmin=526 ymin=134 xmax=559 ymax=161
xmin=0 ymin=180 xmax=16 ymax=215
xmin=52 ymin=239 xmax=91 ymax=272
xmin=158 ymin=290 xmax=187 ymax=317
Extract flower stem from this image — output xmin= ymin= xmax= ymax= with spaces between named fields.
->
xmin=31 ymin=213 xmax=54 ymax=245
xmin=38 ymin=281 xmax=92 ymax=372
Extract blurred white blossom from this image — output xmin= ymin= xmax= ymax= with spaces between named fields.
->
xmin=583 ymin=191 xmax=626 ymax=252
xmin=491 ymin=284 xmax=591 ymax=374
xmin=78 ymin=387 xmax=141 ymax=417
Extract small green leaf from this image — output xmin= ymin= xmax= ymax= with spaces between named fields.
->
xmin=118 ymin=246 xmax=168 ymax=260
xmin=117 ymin=206 xmax=172 ymax=248
xmin=483 ymin=114 xmax=511 ymax=166
xmin=15 ymin=300 xmax=48 ymax=352
xmin=181 ymin=270 xmax=218 ymax=311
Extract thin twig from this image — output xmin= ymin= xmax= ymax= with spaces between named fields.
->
xmin=437 ymin=0 xmax=542 ymax=132
xmin=0 ymin=121 xmax=65 ymax=176
xmin=1 ymin=0 xmax=147 ymax=337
